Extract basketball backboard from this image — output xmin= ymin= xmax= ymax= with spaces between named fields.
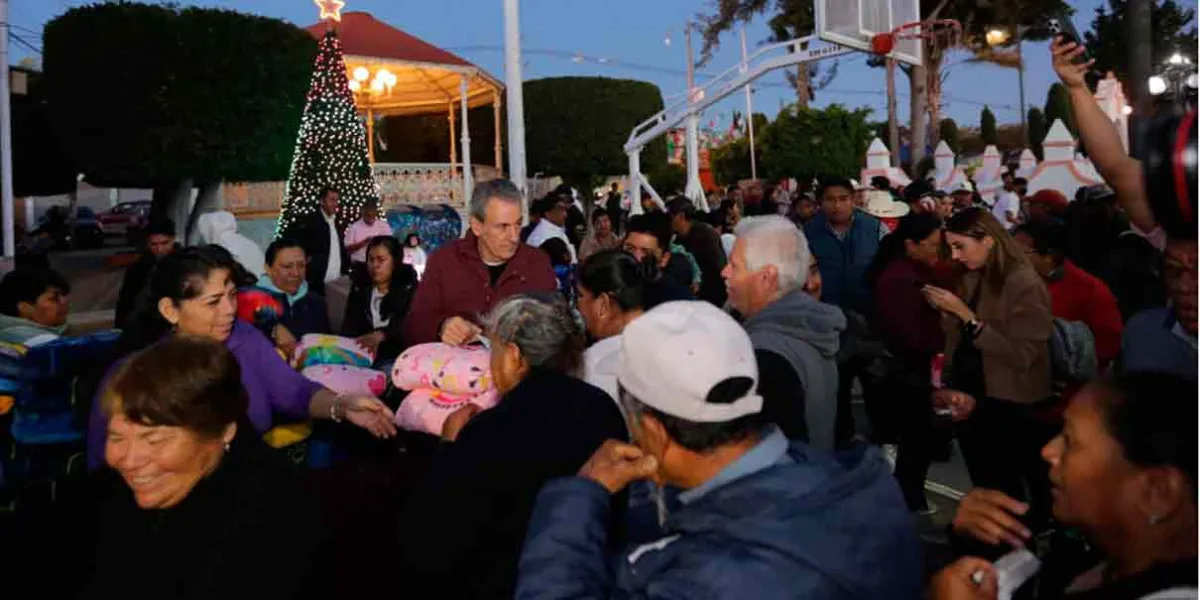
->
xmin=816 ymin=0 xmax=922 ymax=66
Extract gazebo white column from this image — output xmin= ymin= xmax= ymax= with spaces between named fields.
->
xmin=460 ymin=74 xmax=473 ymax=201
xmin=448 ymin=102 xmax=457 ymax=176
xmin=493 ymin=89 xmax=503 ymax=174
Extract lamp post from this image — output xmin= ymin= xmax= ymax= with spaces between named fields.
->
xmin=1148 ymin=52 xmax=1197 ymax=114
xmin=986 ymin=26 xmax=1028 ymax=147
xmin=348 ymin=66 xmax=396 ymax=162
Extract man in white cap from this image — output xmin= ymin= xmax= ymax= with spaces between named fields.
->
xmin=950 ymin=180 xmax=975 ymax=214
xmin=516 ymin=301 xmax=922 ymax=600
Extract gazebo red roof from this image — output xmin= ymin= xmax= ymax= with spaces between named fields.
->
xmin=302 ymin=11 xmax=502 ymax=117
xmin=305 ymin=11 xmax=472 ymax=69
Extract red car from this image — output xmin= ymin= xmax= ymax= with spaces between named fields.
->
xmin=99 ymin=200 xmax=152 ymax=243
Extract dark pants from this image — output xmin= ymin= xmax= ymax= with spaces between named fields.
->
xmin=835 ymin=355 xmax=893 ymax=448
xmin=889 ymin=369 xmax=952 ymax=512
xmin=956 ymin=397 xmax=1059 ymax=526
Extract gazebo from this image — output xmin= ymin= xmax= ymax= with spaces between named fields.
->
xmin=304 ymin=11 xmax=504 ymax=206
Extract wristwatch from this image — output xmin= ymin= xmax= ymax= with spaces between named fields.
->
xmin=330 ymin=397 xmax=344 ymax=423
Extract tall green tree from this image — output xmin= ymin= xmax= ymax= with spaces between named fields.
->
xmin=1084 ymin=0 xmax=1197 ymax=89
xmin=981 ymin=106 xmax=999 ymax=146
xmin=758 ymin=104 xmax=874 ymax=183
xmin=44 ymin=3 xmax=316 ymax=230
xmin=938 ymin=118 xmax=961 ymax=153
xmin=1027 ymin=107 xmax=1048 ymax=158
xmin=523 ymin=77 xmax=666 ymax=192
xmin=1044 ymin=83 xmax=1076 ymax=136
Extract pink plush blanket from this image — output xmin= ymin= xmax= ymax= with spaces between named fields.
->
xmin=390 ymin=343 xmax=499 ymax=435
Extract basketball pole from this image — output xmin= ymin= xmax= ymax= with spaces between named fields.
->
xmin=740 ymin=27 xmax=758 ymax=181
xmin=684 ymin=23 xmax=704 ymax=206
xmin=503 ymin=0 xmax=528 ymax=215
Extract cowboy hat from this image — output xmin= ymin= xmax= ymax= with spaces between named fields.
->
xmin=862 ymin=190 xmax=910 ymax=219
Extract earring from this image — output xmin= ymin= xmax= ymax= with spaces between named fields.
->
xmin=1149 ymin=514 xmax=1162 ymax=525
xmin=223 ymin=441 xmax=231 ymax=452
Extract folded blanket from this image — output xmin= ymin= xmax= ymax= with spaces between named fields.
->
xmin=295 ymin=334 xmax=374 ymax=369
xmin=391 ymin=342 xmax=491 ymax=395
xmin=392 ymin=387 xmax=500 ymax=436
xmin=301 ymin=365 xmax=387 ymax=398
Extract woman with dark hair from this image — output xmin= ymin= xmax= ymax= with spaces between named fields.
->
xmin=74 ymin=336 xmax=325 ymax=598
xmin=342 ymin=235 xmax=418 ymax=364
xmin=864 ymin=213 xmax=948 ymax=514
xmin=86 ymin=247 xmax=396 ymax=470
xmin=396 ymin=293 xmax=625 ymax=599
xmin=923 ymin=207 xmax=1054 ymax=516
xmin=933 ymin=371 xmax=1198 ymax=599
xmin=576 ymin=249 xmax=649 ymax=401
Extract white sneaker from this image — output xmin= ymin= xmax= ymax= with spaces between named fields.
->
xmin=882 ymin=444 xmax=898 ymax=473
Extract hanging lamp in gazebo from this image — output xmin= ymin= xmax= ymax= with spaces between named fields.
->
xmin=304 ymin=8 xmax=504 ymax=205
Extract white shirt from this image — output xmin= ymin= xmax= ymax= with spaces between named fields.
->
xmin=526 ymin=219 xmax=578 ymax=264
xmin=403 ymin=246 xmax=428 ymax=279
xmin=370 ymin=287 xmax=389 ymax=329
xmin=322 ymin=210 xmax=342 ymax=283
xmin=582 ymin=336 xmax=624 ymax=418
xmin=991 ymin=191 xmax=1021 ymax=230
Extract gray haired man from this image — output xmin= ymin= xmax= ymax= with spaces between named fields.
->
xmin=402 ymin=179 xmax=557 ymax=346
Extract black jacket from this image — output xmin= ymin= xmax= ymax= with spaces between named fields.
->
xmin=69 ymin=426 xmax=327 ymax=600
xmin=115 ymin=246 xmax=179 ymax=330
xmin=341 ymin=264 xmax=419 ymax=364
xmin=396 ymin=369 xmax=626 ymax=600
xmin=756 ymin=349 xmax=808 ymax=442
xmin=292 ymin=212 xmax=349 ymax=294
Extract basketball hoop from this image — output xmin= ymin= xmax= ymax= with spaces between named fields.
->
xmin=870 ymin=19 xmax=962 ymax=60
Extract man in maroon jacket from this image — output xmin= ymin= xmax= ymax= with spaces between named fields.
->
xmin=404 ymin=179 xmax=557 ymax=346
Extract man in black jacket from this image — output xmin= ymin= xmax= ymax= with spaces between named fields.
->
xmin=291 ymin=186 xmax=349 ymax=295
xmin=666 ymin=197 xmax=728 ymax=307
xmin=115 ymin=219 xmax=179 ymax=329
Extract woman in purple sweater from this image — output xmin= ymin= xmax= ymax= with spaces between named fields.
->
xmin=86 ymin=246 xmax=395 ymax=469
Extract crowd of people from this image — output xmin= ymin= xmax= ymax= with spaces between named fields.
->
xmin=0 ymin=37 xmax=1195 ymax=599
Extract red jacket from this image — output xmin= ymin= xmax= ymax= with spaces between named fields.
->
xmin=1048 ymin=260 xmax=1124 ymax=366
xmin=403 ymin=232 xmax=557 ymax=345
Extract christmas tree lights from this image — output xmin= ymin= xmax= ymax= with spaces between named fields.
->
xmin=276 ymin=30 xmax=379 ymax=238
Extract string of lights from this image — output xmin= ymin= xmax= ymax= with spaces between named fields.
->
xmin=276 ymin=30 xmax=380 ymax=238
xmin=445 ymin=44 xmax=1021 ymax=113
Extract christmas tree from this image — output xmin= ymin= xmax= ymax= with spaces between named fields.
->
xmin=277 ymin=29 xmax=378 ymax=237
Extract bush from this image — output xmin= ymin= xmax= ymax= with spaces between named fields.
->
xmin=43 ymin=3 xmax=316 ymax=186
xmin=759 ymin=104 xmax=874 ymax=183
xmin=524 ymin=77 xmax=666 ymax=183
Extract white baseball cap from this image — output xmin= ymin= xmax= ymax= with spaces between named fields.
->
xmin=951 ymin=180 xmax=975 ymax=194
xmin=617 ymin=301 xmax=763 ymax=423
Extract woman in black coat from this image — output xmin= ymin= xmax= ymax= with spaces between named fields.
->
xmin=342 ymin=235 xmax=419 ymax=366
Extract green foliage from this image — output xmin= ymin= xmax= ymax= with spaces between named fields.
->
xmin=647 ymin=164 xmax=687 ymax=196
xmin=980 ymin=106 xmax=999 ymax=146
xmin=43 ymin=3 xmax=317 ymax=187
xmin=1084 ymin=0 xmax=1197 ymax=88
xmin=710 ymin=137 xmax=753 ymax=186
xmin=278 ymin=31 xmax=378 ymax=235
xmin=523 ymin=77 xmax=666 ymax=183
xmin=938 ymin=118 xmax=961 ymax=154
xmin=1044 ymin=83 xmax=1076 ymax=136
xmin=1027 ymin=107 xmax=1048 ymax=159
xmin=758 ymin=104 xmax=874 ymax=183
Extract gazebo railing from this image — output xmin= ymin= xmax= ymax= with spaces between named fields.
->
xmin=222 ymin=163 xmax=502 ymax=215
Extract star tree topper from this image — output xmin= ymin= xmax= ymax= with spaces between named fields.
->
xmin=315 ymin=0 xmax=345 ymax=22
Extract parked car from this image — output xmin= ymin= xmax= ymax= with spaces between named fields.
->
xmin=99 ymin=201 xmax=151 ymax=238
xmin=35 ymin=205 xmax=105 ymax=250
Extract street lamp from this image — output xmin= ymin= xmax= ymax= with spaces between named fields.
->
xmin=986 ymin=24 xmax=1028 ymax=146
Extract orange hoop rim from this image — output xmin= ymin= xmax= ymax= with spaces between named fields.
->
xmin=869 ymin=19 xmax=962 ymax=56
